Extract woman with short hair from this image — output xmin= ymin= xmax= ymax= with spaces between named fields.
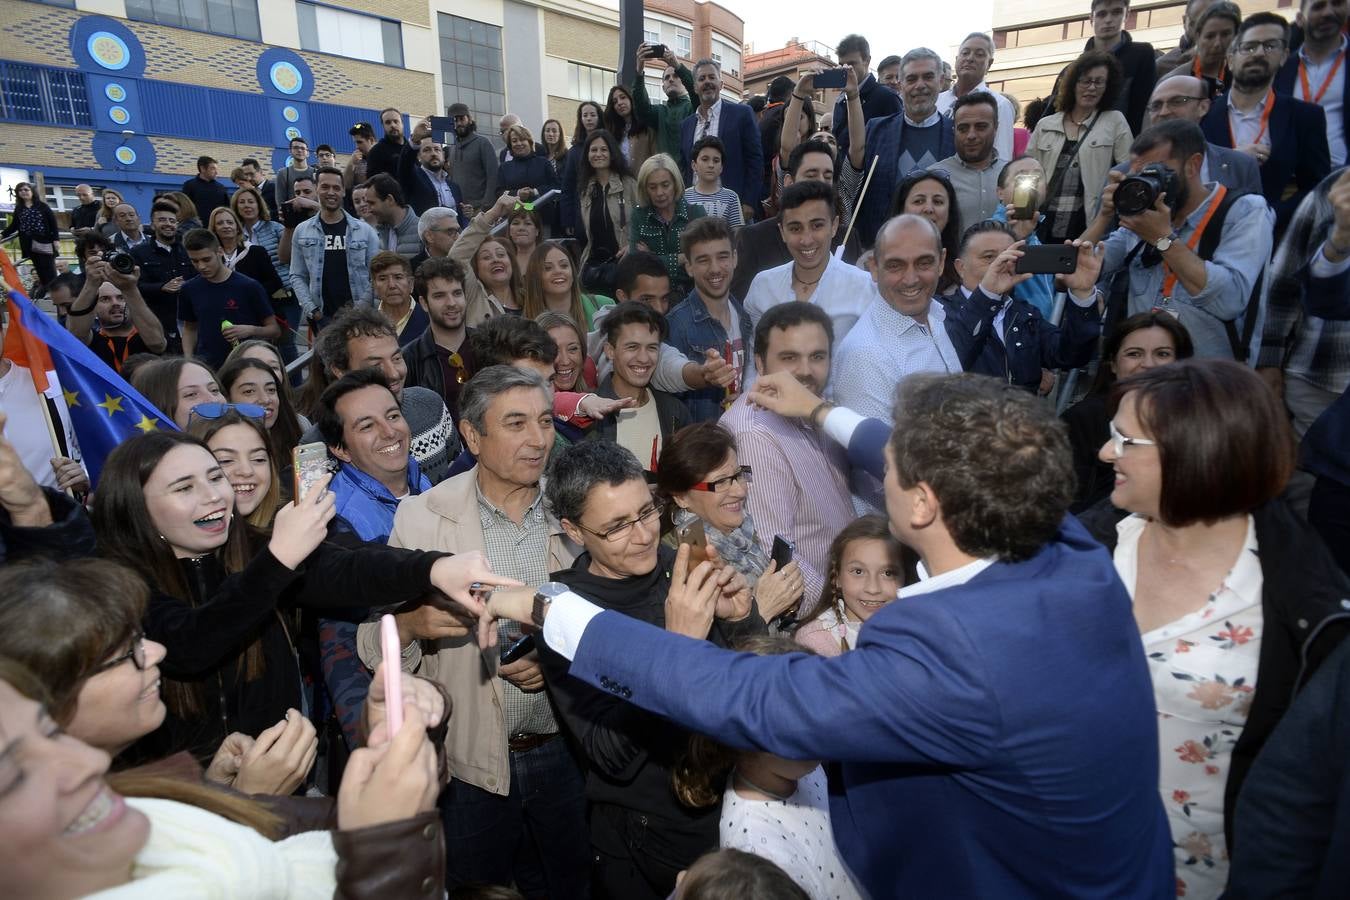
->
xmin=629 ymin=153 xmax=703 ymax=296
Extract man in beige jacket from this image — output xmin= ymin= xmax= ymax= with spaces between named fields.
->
xmin=357 ymin=365 xmax=590 ymax=896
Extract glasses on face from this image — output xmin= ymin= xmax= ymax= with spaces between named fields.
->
xmin=690 ymin=465 xmax=752 ymax=493
xmin=190 ymin=402 xmax=267 ymax=422
xmin=576 ymin=498 xmax=667 ymax=542
xmin=1235 ymin=39 xmax=1285 ymax=55
xmin=94 ymin=631 xmax=147 ymax=674
xmin=1078 ymin=77 xmax=1109 ymax=88
xmin=1146 ymin=95 xmax=1207 ymax=114
xmin=1108 ymin=419 xmax=1157 ymax=456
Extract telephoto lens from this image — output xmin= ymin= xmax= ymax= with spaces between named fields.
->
xmin=103 ymin=249 xmax=136 ymax=275
xmin=1115 ymin=163 xmax=1179 ymax=217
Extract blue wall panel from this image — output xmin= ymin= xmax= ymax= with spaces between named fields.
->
xmin=141 ymin=81 xmax=213 ymax=139
xmin=212 ymin=91 xmax=271 ymax=145
xmin=306 ymin=101 xmax=381 ymax=155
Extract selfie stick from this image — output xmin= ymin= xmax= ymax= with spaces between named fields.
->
xmin=837 ymin=156 xmax=878 ymax=259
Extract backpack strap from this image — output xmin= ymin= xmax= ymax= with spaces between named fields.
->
xmin=1193 ymin=189 xmax=1259 ymax=362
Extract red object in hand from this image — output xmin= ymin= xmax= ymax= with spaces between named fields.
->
xmin=650 ymin=436 xmax=659 ymax=472
xmin=724 ymin=341 xmax=738 ymax=395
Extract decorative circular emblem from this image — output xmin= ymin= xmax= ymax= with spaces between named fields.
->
xmin=87 ymin=32 xmax=130 ymax=71
xmin=282 ymin=105 xmax=300 ymax=123
xmin=269 ymin=61 xmax=303 ymax=95
xmin=114 ymin=146 xmax=137 ymax=165
xmin=104 ymin=83 xmax=127 ymax=102
xmin=285 ymin=126 xmax=302 ymax=141
xmin=108 ymin=106 xmax=130 ymax=125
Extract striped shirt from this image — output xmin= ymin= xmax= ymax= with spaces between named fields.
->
xmin=684 ymin=186 xmax=744 ymax=228
xmin=476 ymin=481 xmax=559 ymax=737
xmin=719 ymin=394 xmax=855 ymax=602
xmin=830 ymin=296 xmax=961 ymax=419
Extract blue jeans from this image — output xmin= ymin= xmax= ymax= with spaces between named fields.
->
xmin=439 ymin=735 xmax=590 ymax=899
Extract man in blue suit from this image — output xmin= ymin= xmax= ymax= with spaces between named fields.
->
xmin=480 ymin=371 xmax=1175 ymax=899
xmin=1200 ymin=12 xmax=1331 ymax=235
xmin=680 ymin=59 xmax=764 ymax=215
xmin=1273 ymin=0 xmax=1349 ymax=168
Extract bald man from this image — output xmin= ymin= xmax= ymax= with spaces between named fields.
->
xmin=1114 ymin=75 xmax=1262 ymax=194
xmin=70 ymin=184 xmax=100 ymax=235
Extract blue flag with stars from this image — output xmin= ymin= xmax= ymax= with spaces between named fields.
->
xmin=6 ymin=291 xmax=177 ymax=486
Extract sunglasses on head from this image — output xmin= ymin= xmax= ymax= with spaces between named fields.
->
xmin=190 ymin=402 xmax=267 ymax=422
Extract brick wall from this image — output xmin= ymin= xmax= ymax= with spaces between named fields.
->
xmin=548 ymin=96 xmax=581 ymax=130
xmin=543 ymin=10 xmax=619 ymax=69
xmin=2 ymin=124 xmax=99 ymax=170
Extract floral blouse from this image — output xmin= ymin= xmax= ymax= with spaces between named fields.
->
xmin=1113 ymin=513 xmax=1263 ymax=900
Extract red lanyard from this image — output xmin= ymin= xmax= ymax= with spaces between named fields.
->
xmin=1298 ymin=48 xmax=1346 ymax=105
xmin=1162 ymin=185 xmax=1228 ymax=299
xmin=100 ymin=328 xmax=137 ymax=371
xmin=1228 ymin=90 xmax=1274 ymax=147
xmin=1192 ymin=57 xmax=1228 ymax=83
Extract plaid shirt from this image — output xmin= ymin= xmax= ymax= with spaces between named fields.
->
xmin=476 ymin=483 xmax=559 ymax=737
xmin=1257 ymin=169 xmax=1350 ymax=392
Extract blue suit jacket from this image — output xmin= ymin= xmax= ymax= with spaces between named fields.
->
xmin=1200 ymin=92 xmax=1330 ymax=233
xmin=564 ymin=517 xmax=1174 ymax=898
xmin=680 ymin=101 xmax=765 ymax=210
xmin=854 ymin=112 xmax=957 ymax=248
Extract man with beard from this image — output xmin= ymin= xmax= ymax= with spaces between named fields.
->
xmin=366 ymin=107 xmax=418 ymax=181
xmin=66 ymin=260 xmax=167 ymax=372
xmin=290 ymin=167 xmax=379 ymax=326
xmin=719 ymin=301 xmax=854 ymax=601
xmin=274 ymin=137 xmax=313 ymax=207
xmin=937 ymin=34 xmax=1015 ymax=161
xmin=398 ymin=136 xmax=466 ymax=218
xmin=132 ymin=198 xmax=194 ymax=353
xmin=840 ymin=48 xmax=956 ymax=247
xmin=1274 ymin=0 xmax=1350 ymax=167
xmin=1201 ymin=12 xmax=1330 ymax=235
xmin=403 ymin=256 xmax=477 ymax=417
xmin=679 ymin=60 xmax=763 ymax=213
xmin=1087 ymin=120 xmax=1274 ymax=360
xmin=937 ymin=91 xmax=1004 ymax=228
xmin=633 ymin=43 xmax=697 ymax=157
xmin=447 ymin=102 xmax=499 ymax=213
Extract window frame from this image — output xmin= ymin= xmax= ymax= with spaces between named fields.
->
xmin=123 ymin=0 xmax=262 ymax=43
xmin=296 ymin=0 xmax=405 ymax=68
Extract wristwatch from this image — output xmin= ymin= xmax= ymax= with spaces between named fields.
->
xmin=532 ymin=581 xmax=570 ymax=628
xmin=1153 ymin=231 xmax=1179 ymax=252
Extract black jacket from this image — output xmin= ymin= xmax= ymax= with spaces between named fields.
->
xmin=0 ymin=488 xmax=97 ymax=566
xmin=395 ymin=148 xmax=468 ymax=220
xmin=366 ymin=135 xmax=414 ymax=182
xmin=1078 ymin=499 xmax=1350 ymax=850
xmin=1061 ymin=393 xmax=1113 ymax=513
xmin=538 ymin=545 xmax=764 ymax=874
xmin=181 ymin=176 xmax=230 ymax=219
xmin=132 ymin=238 xmax=195 ymax=341
xmin=586 ymin=374 xmax=692 ymax=451
xmin=400 ymin=326 xmax=477 ymax=419
xmin=133 ymin=536 xmax=448 ymax=764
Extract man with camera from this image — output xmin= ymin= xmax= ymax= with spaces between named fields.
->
xmin=1082 ymin=119 xmax=1273 ymax=360
xmin=65 ymin=233 xmax=166 ymax=372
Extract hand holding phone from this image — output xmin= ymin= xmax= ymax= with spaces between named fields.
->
xmin=380 ymin=615 xmax=403 ymax=735
xmin=293 ymin=442 xmax=329 ymax=501
xmin=813 ymin=67 xmax=849 ymax=89
xmin=677 ymin=519 xmax=709 ymax=562
xmin=770 ymin=535 xmax=796 ymax=570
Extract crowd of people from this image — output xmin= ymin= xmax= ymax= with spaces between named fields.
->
xmin=3 ymin=0 xmax=1350 ymax=896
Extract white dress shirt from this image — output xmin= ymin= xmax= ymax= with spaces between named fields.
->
xmin=695 ymin=99 xmax=724 ymax=140
xmin=829 ymin=296 xmax=962 ymax=419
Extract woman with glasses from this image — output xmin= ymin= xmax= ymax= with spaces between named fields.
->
xmin=655 ymin=422 xmax=805 ymax=629
xmin=217 ymin=356 xmax=305 ymax=472
xmin=88 ymin=429 xmax=509 ymax=766
xmin=131 ymin=357 xmax=226 ymax=430
xmin=1030 ymin=51 xmax=1132 ymax=246
xmin=1080 ymin=358 xmax=1350 ymax=900
xmin=537 ymin=441 xmax=764 ymax=900
xmin=888 ymin=168 xmax=963 ymax=294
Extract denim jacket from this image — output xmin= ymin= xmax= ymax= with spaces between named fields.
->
xmin=289 ymin=212 xmax=379 ymax=320
xmin=665 ymin=289 xmax=752 ymax=422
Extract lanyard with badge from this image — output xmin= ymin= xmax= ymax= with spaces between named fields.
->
xmin=1155 ymin=184 xmax=1228 ymax=311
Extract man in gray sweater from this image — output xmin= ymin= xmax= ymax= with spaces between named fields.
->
xmin=447 ymin=102 xmax=499 ymax=213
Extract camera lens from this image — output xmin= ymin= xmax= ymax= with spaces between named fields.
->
xmin=1115 ymin=180 xmax=1155 ymax=217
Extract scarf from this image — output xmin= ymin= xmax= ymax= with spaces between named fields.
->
xmin=88 ymin=797 xmax=336 ymax=899
xmin=672 ymin=506 xmax=770 ymax=587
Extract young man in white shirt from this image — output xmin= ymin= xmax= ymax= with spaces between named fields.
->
xmin=592 ymin=301 xmax=692 ymax=467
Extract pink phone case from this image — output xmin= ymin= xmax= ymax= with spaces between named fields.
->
xmin=380 ymin=614 xmax=403 ymax=734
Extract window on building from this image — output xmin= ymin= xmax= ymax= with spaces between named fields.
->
xmin=0 ymin=63 xmax=91 ymax=127
xmin=43 ymin=185 xmax=84 ymax=214
xmin=643 ymin=21 xmax=660 ymax=44
xmin=567 ymin=62 xmax=617 ymax=104
xmin=438 ymin=14 xmax=505 ymax=134
xmin=31 ymin=0 xmax=76 ymax=7
xmin=124 ymin=0 xmax=261 ymax=42
xmin=298 ymin=3 xmax=403 ymax=66
xmin=711 ymin=37 xmax=741 ymax=78
xmin=676 ymin=28 xmax=692 ymax=58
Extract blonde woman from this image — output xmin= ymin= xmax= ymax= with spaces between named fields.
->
xmin=449 ymin=192 xmax=527 ymax=322
xmin=629 ymin=153 xmax=703 ymax=295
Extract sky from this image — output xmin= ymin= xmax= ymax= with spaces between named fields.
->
xmin=727 ymin=0 xmax=997 ymax=62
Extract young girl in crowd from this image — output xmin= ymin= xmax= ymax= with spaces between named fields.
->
xmin=604 ymin=84 xmax=654 ymax=171
xmin=217 ymin=356 xmax=306 ymax=474
xmin=188 ymin=407 xmax=282 ymax=530
xmin=522 ymin=240 xmax=614 ymax=329
xmin=794 ymin=516 xmax=904 ymax=656
xmin=89 ymin=430 xmax=508 ymax=765
xmin=131 ymin=357 xmax=226 ymax=430
xmin=451 ymin=192 xmax=527 ymax=319
xmin=673 ymin=636 xmax=863 ymax=899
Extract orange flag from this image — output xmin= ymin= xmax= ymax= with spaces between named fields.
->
xmin=0 ymin=250 xmax=52 ymax=392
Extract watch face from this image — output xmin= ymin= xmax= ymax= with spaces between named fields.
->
xmin=538 ymin=581 xmax=569 ymax=599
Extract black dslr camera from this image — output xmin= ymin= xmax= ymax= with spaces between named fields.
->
xmin=1115 ymin=163 xmax=1180 ymax=217
xmin=101 ymin=248 xmax=136 ymax=275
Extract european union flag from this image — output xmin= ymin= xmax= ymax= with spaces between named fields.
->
xmin=6 ymin=291 xmax=177 ymax=486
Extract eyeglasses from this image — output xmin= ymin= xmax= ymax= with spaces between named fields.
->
xmin=94 ymin=631 xmax=147 ymax=674
xmin=190 ymin=402 xmax=267 ymax=422
xmin=1108 ymin=420 xmax=1157 ymax=456
xmin=1146 ymin=96 xmax=1207 ymax=114
xmin=1234 ymin=39 xmax=1285 ymax=55
xmin=1078 ymin=77 xmax=1109 ymax=88
xmin=690 ymin=466 xmax=753 ymax=493
xmin=575 ymin=498 xmax=667 ymax=542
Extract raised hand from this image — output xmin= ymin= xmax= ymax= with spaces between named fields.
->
xmin=746 ymin=371 xmax=823 ymax=420
xmin=0 ymin=413 xmax=49 ymax=526
xmin=753 ymin=559 xmax=805 ymax=621
xmin=267 ymin=472 xmax=336 ymax=569
xmin=978 ymin=240 xmax=1033 ymax=298
xmin=1061 ymin=239 xmax=1105 ymax=298
xmin=338 ymin=705 xmax=439 ymax=830
xmin=365 ymin=663 xmax=447 ymax=744
xmin=209 ymin=709 xmax=319 ymax=795
xmin=664 ymin=542 xmax=720 ymax=639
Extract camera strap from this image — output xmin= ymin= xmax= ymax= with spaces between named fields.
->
xmin=1039 ymin=112 xmax=1099 ymax=214
xmin=1160 ymin=184 xmax=1228 ymax=300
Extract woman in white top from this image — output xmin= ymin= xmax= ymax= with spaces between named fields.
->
xmin=1085 ymin=358 xmax=1350 ymax=900
xmin=673 ymin=636 xmax=863 ymax=900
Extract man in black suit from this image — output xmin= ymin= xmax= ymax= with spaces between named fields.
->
xmin=1273 ymin=0 xmax=1349 ymax=169
xmin=1200 ymin=12 xmax=1331 ymax=235
xmin=730 ymin=139 xmax=862 ymax=299
xmin=398 ymin=135 xmax=467 ymax=221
